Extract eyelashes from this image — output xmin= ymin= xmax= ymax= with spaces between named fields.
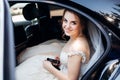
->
xmin=63 ymin=18 xmax=67 ymax=23
xmin=63 ymin=18 xmax=77 ymax=25
xmin=71 ymin=21 xmax=76 ymax=25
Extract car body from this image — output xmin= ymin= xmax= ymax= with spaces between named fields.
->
xmin=0 ymin=0 xmax=120 ymax=80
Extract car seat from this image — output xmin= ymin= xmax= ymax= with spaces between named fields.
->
xmin=22 ymin=3 xmax=41 ymax=46
xmin=22 ymin=3 xmax=53 ymax=46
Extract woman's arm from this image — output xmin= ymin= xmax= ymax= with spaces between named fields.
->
xmin=43 ymin=61 xmax=68 ymax=80
xmin=67 ymin=55 xmax=82 ymax=80
xmin=43 ymin=55 xmax=82 ymax=80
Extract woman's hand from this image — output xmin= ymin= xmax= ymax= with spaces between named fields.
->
xmin=43 ymin=60 xmax=54 ymax=71
xmin=55 ymin=56 xmax=60 ymax=60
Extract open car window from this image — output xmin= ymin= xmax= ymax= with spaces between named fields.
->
xmin=9 ymin=1 xmax=111 ymax=80
xmin=10 ymin=3 xmax=64 ymax=24
xmin=11 ymin=3 xmax=28 ymax=22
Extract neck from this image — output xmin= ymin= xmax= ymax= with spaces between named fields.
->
xmin=70 ymin=36 xmax=77 ymax=41
xmin=70 ymin=33 xmax=85 ymax=41
xmin=70 ymin=34 xmax=79 ymax=41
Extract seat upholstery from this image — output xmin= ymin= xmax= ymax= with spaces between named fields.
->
xmin=22 ymin=3 xmax=56 ymax=46
xmin=22 ymin=3 xmax=41 ymax=46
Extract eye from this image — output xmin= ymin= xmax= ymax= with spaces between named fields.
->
xmin=63 ymin=18 xmax=67 ymax=23
xmin=71 ymin=21 xmax=77 ymax=25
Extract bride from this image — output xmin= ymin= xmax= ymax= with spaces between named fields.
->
xmin=16 ymin=9 xmax=90 ymax=80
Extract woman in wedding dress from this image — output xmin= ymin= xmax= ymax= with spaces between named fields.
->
xmin=16 ymin=9 xmax=90 ymax=80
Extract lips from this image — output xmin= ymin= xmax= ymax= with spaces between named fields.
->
xmin=65 ymin=30 xmax=70 ymax=33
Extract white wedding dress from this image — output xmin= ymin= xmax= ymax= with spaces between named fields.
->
xmin=16 ymin=39 xmax=88 ymax=80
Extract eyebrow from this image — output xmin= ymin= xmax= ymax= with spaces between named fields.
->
xmin=71 ymin=20 xmax=79 ymax=24
xmin=63 ymin=17 xmax=78 ymax=23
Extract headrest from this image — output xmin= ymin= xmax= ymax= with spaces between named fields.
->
xmin=22 ymin=3 xmax=39 ymax=20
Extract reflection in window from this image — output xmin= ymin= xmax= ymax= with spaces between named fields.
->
xmin=99 ymin=4 xmax=120 ymax=29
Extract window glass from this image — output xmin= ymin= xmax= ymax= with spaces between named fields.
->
xmin=49 ymin=5 xmax=64 ymax=17
xmin=10 ymin=3 xmax=28 ymax=22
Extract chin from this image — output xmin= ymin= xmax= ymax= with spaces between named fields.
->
xmin=65 ymin=33 xmax=71 ymax=36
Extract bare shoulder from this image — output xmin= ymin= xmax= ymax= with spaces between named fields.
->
xmin=73 ymin=36 xmax=89 ymax=49
xmin=72 ymin=36 xmax=90 ymax=61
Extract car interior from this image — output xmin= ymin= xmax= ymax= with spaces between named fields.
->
xmin=13 ymin=3 xmax=64 ymax=55
xmin=9 ymin=2 xmax=109 ymax=79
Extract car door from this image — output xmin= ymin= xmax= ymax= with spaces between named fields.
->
xmin=0 ymin=0 xmax=4 ymax=80
xmin=3 ymin=0 xmax=16 ymax=80
xmin=8 ymin=0 xmax=111 ymax=80
xmin=8 ymin=0 xmax=119 ymax=80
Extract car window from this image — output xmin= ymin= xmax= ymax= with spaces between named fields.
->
xmin=9 ymin=2 xmax=66 ymax=52
xmin=10 ymin=3 xmax=28 ymax=23
xmin=7 ymin=1 xmax=120 ymax=80
xmin=10 ymin=3 xmax=64 ymax=22
xmin=8 ymin=2 xmax=112 ymax=80
xmin=49 ymin=5 xmax=64 ymax=17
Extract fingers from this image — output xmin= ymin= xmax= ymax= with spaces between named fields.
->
xmin=55 ymin=56 xmax=60 ymax=60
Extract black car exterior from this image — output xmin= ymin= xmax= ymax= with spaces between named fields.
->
xmin=2 ymin=0 xmax=120 ymax=80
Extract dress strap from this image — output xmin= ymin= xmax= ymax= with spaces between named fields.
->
xmin=68 ymin=50 xmax=86 ymax=63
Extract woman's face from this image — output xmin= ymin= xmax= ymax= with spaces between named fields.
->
xmin=62 ymin=11 xmax=82 ymax=37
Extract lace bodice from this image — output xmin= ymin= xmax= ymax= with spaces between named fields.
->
xmin=60 ymin=50 xmax=88 ymax=79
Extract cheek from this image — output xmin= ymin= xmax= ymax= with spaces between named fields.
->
xmin=72 ymin=25 xmax=81 ymax=33
xmin=72 ymin=25 xmax=79 ymax=30
xmin=62 ymin=24 xmax=64 ymax=29
xmin=62 ymin=23 xmax=65 ymax=29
